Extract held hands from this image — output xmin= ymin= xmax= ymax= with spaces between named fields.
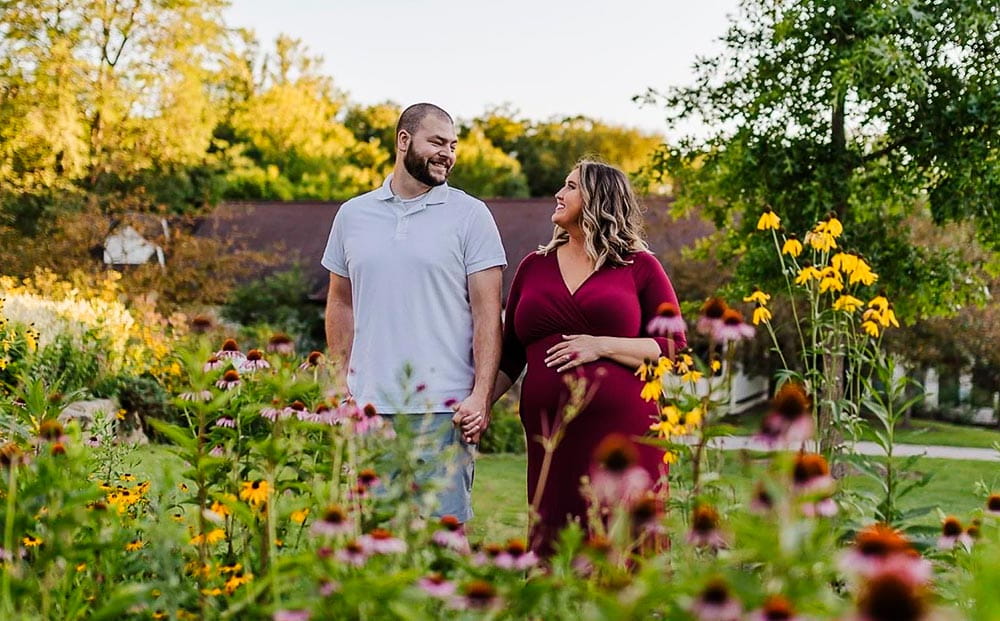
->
xmin=452 ymin=394 xmax=491 ymax=444
xmin=544 ymin=334 xmax=605 ymax=372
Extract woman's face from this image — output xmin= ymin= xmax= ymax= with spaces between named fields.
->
xmin=553 ymin=168 xmax=583 ymax=230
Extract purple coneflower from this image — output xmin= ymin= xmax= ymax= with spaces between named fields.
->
xmin=494 ymin=538 xmax=539 ymax=570
xmin=214 ymin=417 xmax=236 ymax=429
xmin=215 ymin=369 xmax=242 ymax=390
xmin=687 ymin=504 xmax=727 ymax=549
xmin=750 ymin=483 xmax=775 ymax=514
xmin=801 ymin=495 xmax=838 ymax=517
xmin=986 ymin=493 xmax=1000 ymax=516
xmin=418 ymin=573 xmax=457 ymax=598
xmin=792 ymin=453 xmax=835 ymax=495
xmin=590 ymin=434 xmax=652 ymax=505
xmin=203 ymin=356 xmax=224 ymax=372
xmin=937 ymin=516 xmax=972 ymax=551
xmin=283 ymin=400 xmax=312 ymax=421
xmin=298 ymin=351 xmax=325 ymax=370
xmin=335 ymin=540 xmax=368 ymax=566
xmin=310 ymin=505 xmax=353 ymax=537
xmin=697 ymin=298 xmax=729 ymax=336
xmin=85 ymin=435 xmax=101 ymax=448
xmin=215 ymin=338 xmax=246 ymax=361
xmin=239 ymin=349 xmax=270 ymax=372
xmin=691 ymin=578 xmax=742 ymax=621
xmin=189 ymin=315 xmax=215 ymax=334
xmin=353 ymin=404 xmax=388 ymax=435
xmin=266 ymin=333 xmax=295 ymax=355
xmin=471 ymin=542 xmax=504 ymax=567
xmin=449 ymin=580 xmax=502 ymax=611
xmin=179 ymin=390 xmax=213 ymax=402
xmin=432 ymin=515 xmax=470 ymax=553
xmin=647 ymin=302 xmax=687 ymax=336
xmin=359 ymin=528 xmax=407 ymax=554
xmin=713 ymin=308 xmax=756 ymax=342
xmin=357 ymin=468 xmax=381 ymax=490
xmin=754 ymin=382 xmax=814 ymax=449
xmin=839 ymin=524 xmax=931 ymax=586
xmin=209 ymin=445 xmax=225 ymax=457
xmin=748 ymin=595 xmax=799 ymax=621
xmin=855 ymin=573 xmax=929 ymax=621
xmin=273 ymin=610 xmax=310 ymax=621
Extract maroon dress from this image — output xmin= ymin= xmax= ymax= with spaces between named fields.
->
xmin=499 ymin=250 xmax=686 ymax=555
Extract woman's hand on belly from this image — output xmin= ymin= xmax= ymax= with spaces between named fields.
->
xmin=544 ymin=334 xmax=608 ymax=372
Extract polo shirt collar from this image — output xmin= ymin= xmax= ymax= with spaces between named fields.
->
xmin=377 ymin=174 xmax=450 ymax=205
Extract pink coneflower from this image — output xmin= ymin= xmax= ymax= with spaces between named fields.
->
xmin=85 ymin=435 xmax=101 ymax=448
xmin=239 ymin=349 xmax=270 ymax=372
xmin=335 ymin=540 xmax=368 ymax=566
xmin=432 ymin=515 xmax=470 ymax=553
xmin=179 ymin=390 xmax=213 ymax=402
xmin=267 ymin=333 xmax=295 ymax=355
xmin=215 ymin=369 xmax=242 ymax=390
xmin=449 ymin=580 xmax=502 ymax=611
xmin=748 ymin=595 xmax=799 ymax=621
xmin=792 ymin=453 xmax=835 ymax=495
xmin=359 ymin=528 xmax=407 ymax=554
xmin=283 ymin=400 xmax=312 ymax=421
xmin=215 ymin=339 xmax=246 ymax=361
xmin=750 ymin=483 xmax=775 ymax=514
xmin=319 ymin=579 xmax=339 ymax=596
xmin=647 ymin=302 xmax=687 ymax=336
xmin=308 ymin=404 xmax=334 ymax=424
xmin=697 ymin=298 xmax=729 ymax=336
xmin=687 ymin=504 xmax=727 ymax=549
xmin=571 ymin=535 xmax=613 ymax=576
xmin=298 ymin=351 xmax=326 ymax=370
xmin=755 ymin=382 xmax=814 ymax=449
xmin=839 ymin=524 xmax=931 ymax=586
xmin=937 ymin=516 xmax=972 ymax=551
xmin=357 ymin=468 xmax=380 ymax=489
xmin=273 ymin=610 xmax=310 ymax=621
xmin=855 ymin=573 xmax=929 ymax=621
xmin=203 ymin=356 xmax=224 ymax=372
xmin=801 ymin=495 xmax=838 ymax=517
xmin=713 ymin=308 xmax=756 ymax=343
xmin=214 ymin=417 xmax=236 ymax=429
xmin=691 ymin=578 xmax=742 ymax=621
xmin=418 ymin=573 xmax=457 ymax=598
xmin=590 ymin=434 xmax=652 ymax=505
xmin=471 ymin=542 xmax=504 ymax=567
xmin=189 ymin=315 xmax=215 ymax=334
xmin=310 ymin=505 xmax=353 ymax=537
xmin=494 ymin=538 xmax=539 ymax=570
xmin=986 ymin=493 xmax=1000 ymax=516
xmin=209 ymin=445 xmax=225 ymax=457
xmin=353 ymin=404 xmax=388 ymax=435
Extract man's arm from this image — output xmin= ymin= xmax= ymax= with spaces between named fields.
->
xmin=454 ymin=266 xmax=503 ymax=443
xmin=325 ymin=272 xmax=354 ymax=399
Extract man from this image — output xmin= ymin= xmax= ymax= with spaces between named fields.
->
xmin=322 ymin=103 xmax=505 ymax=524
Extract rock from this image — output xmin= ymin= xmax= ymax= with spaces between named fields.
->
xmin=59 ymin=398 xmax=118 ymax=432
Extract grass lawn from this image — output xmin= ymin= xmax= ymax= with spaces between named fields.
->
xmin=130 ymin=446 xmax=997 ymax=545
xmin=722 ymin=409 xmax=1000 ymax=449
xmin=469 ymin=451 xmax=1000 ymax=543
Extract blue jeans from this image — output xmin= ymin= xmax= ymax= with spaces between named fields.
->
xmin=382 ymin=412 xmax=476 ymax=523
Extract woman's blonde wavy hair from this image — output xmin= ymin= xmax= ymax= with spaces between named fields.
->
xmin=538 ymin=159 xmax=649 ymax=268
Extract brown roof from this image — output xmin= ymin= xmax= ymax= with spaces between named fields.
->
xmin=198 ymin=198 xmax=715 ymax=301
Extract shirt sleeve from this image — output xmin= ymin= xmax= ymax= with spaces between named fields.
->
xmin=498 ymin=255 xmax=530 ymax=382
xmin=463 ymin=201 xmax=507 ymax=274
xmin=636 ymin=252 xmax=687 ymax=356
xmin=321 ymin=207 xmax=348 ymax=277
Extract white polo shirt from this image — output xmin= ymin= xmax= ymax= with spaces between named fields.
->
xmin=322 ymin=175 xmax=507 ymax=413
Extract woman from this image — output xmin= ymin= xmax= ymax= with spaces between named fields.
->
xmin=466 ymin=160 xmax=686 ymax=555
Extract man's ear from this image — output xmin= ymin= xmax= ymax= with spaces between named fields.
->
xmin=396 ymin=129 xmax=410 ymax=153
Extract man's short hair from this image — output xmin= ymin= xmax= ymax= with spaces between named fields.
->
xmin=396 ymin=103 xmax=454 ymax=139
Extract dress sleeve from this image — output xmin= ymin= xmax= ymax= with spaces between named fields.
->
xmin=636 ymin=252 xmax=687 ymax=356
xmin=498 ymin=255 xmax=530 ymax=381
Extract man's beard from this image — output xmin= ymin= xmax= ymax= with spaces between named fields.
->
xmin=404 ymin=149 xmax=450 ymax=187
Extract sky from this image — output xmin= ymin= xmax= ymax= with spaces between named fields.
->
xmin=223 ymin=0 xmax=739 ymax=137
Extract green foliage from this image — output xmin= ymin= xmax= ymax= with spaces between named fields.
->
xmin=646 ymin=0 xmax=1000 ymax=320
xmin=480 ymin=401 xmax=526 ymax=454
xmin=449 ymin=128 xmax=530 ymax=198
xmin=220 ymin=267 xmax=325 ymax=352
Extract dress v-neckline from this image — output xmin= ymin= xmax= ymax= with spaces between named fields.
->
xmin=554 ymin=248 xmax=597 ymax=297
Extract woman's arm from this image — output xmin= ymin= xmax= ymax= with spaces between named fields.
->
xmin=544 ymin=335 xmax=661 ymax=372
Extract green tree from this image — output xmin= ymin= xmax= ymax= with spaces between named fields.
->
xmin=470 ymin=110 xmax=663 ymax=197
xmin=448 ymin=128 xmax=529 ymax=198
xmin=643 ymin=0 xmax=1000 ymax=318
